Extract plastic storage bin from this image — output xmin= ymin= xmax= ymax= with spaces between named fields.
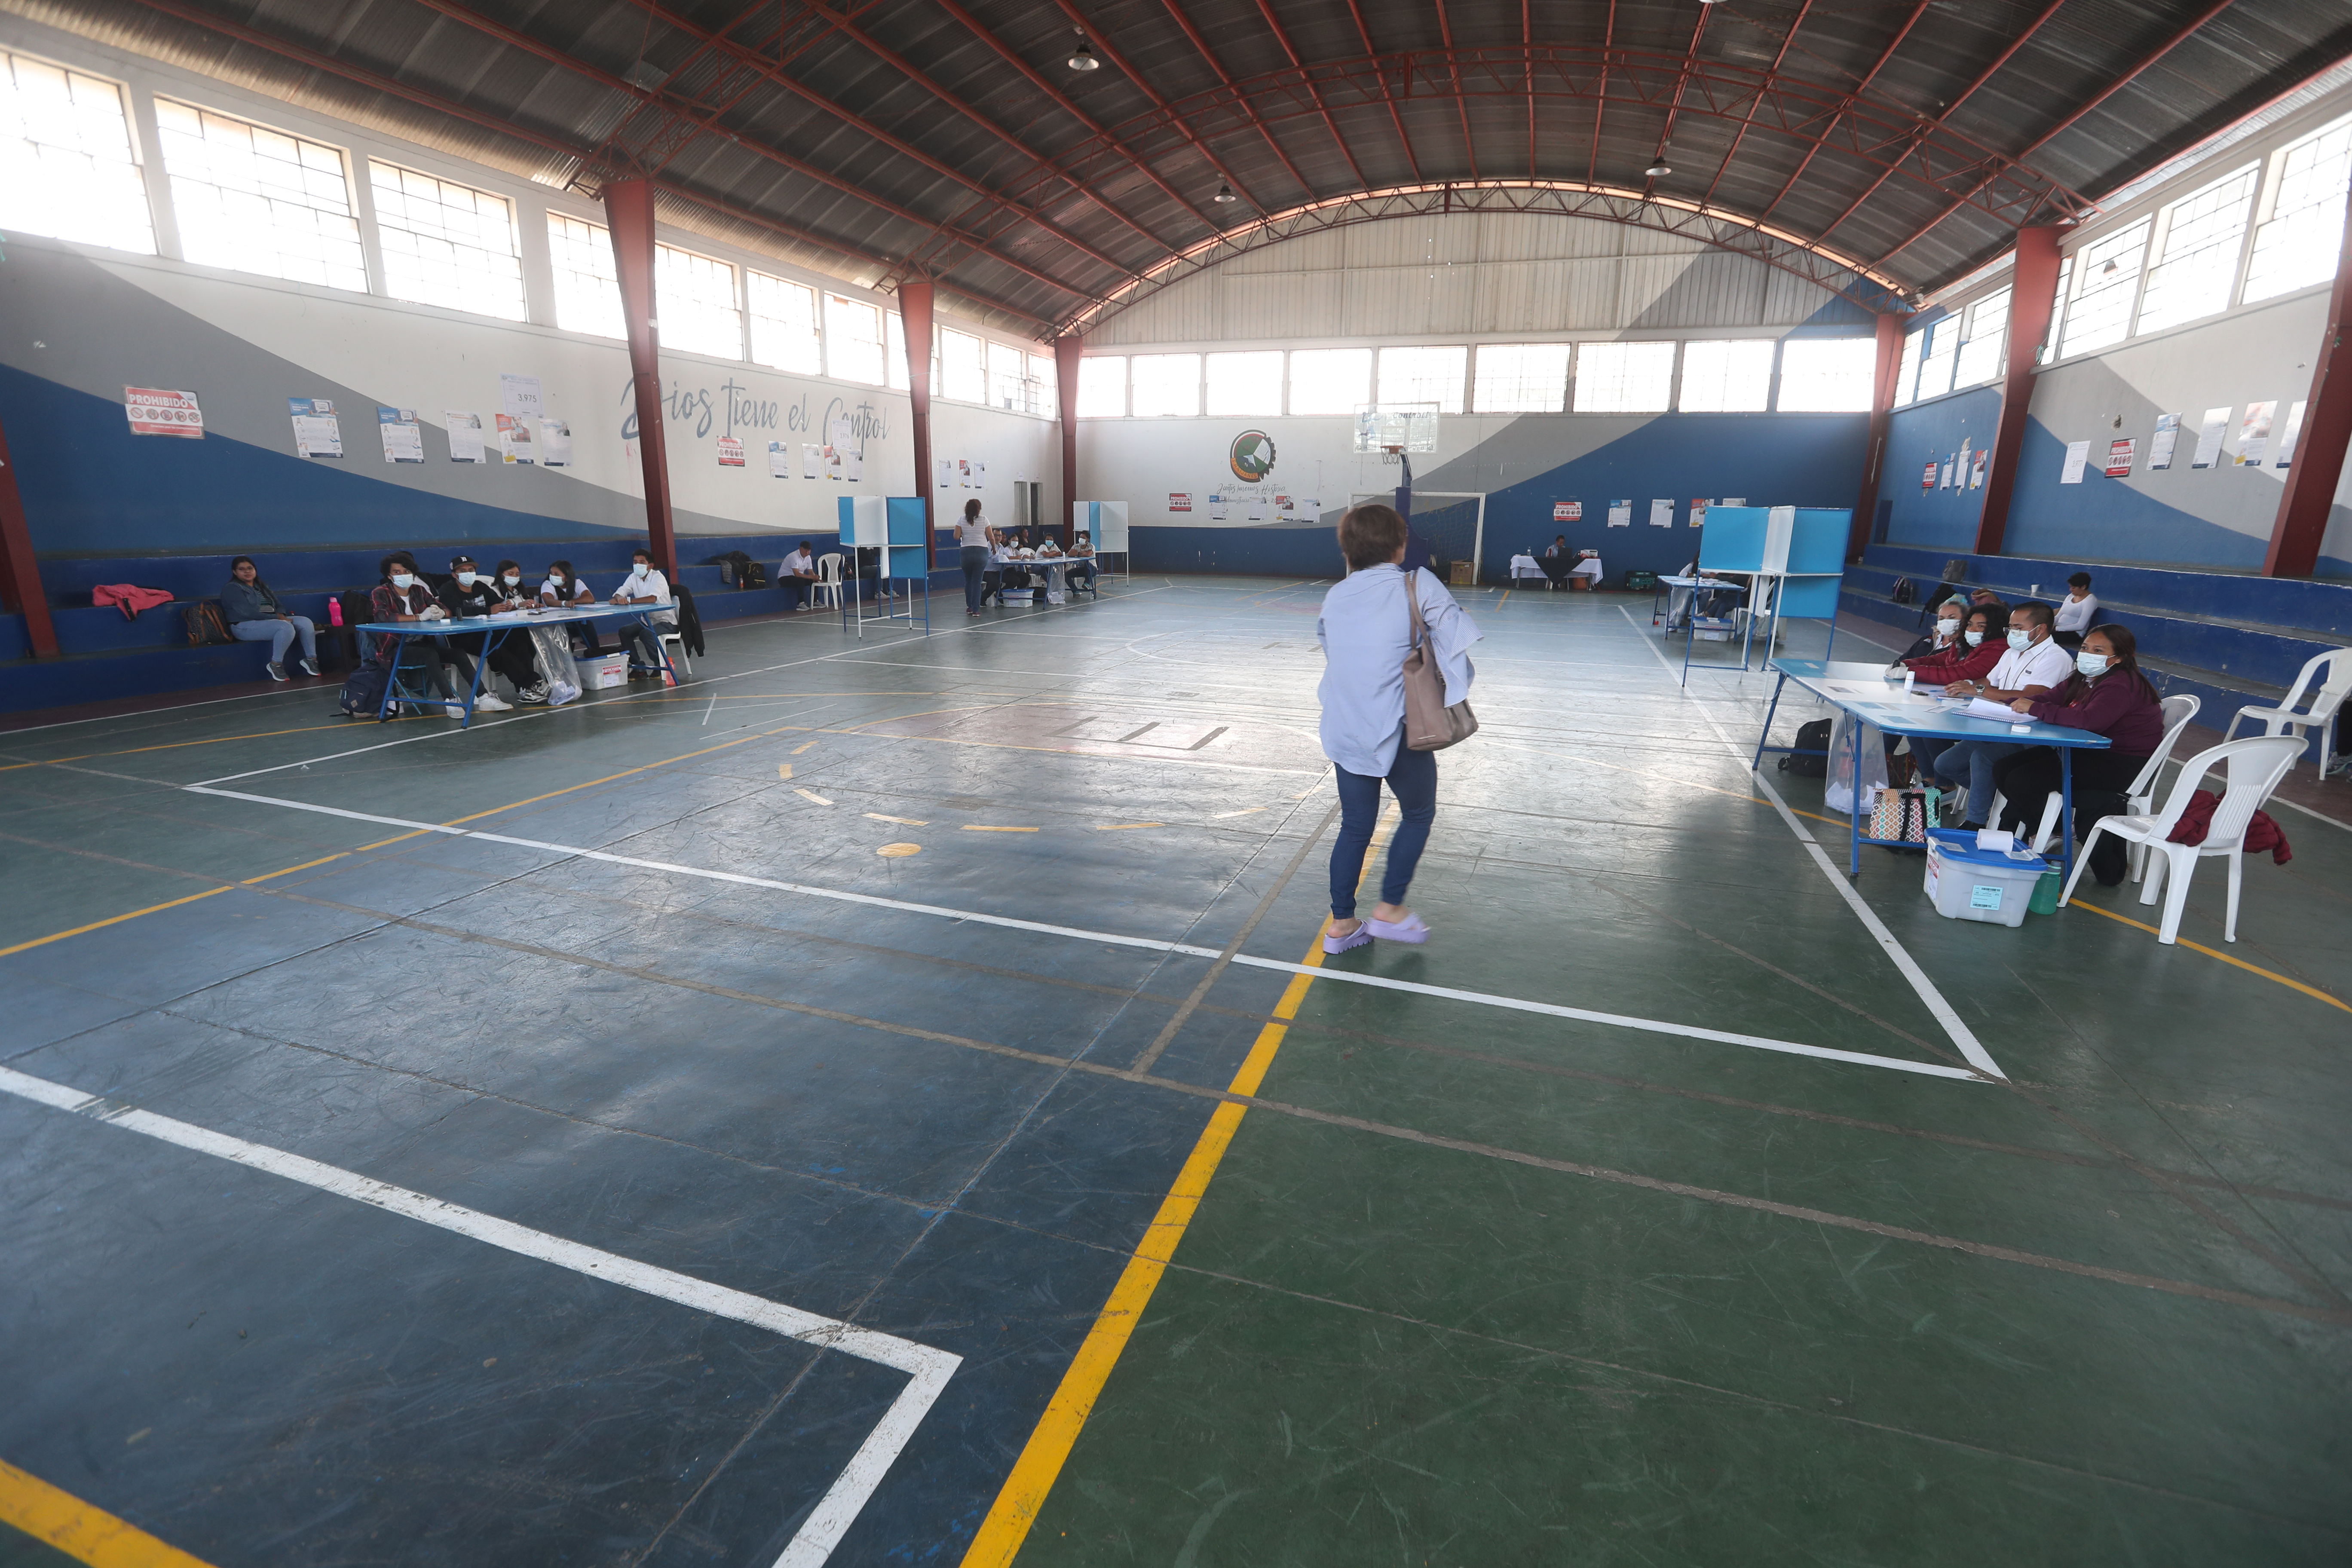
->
xmin=582 ymin=652 xmax=629 ymax=689
xmin=1923 ymin=833 xmax=2052 ymax=927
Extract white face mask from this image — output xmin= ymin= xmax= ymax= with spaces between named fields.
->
xmin=2076 ymin=651 xmax=2110 ymax=677
xmin=455 ymin=571 xmax=477 ymax=586
xmin=1936 ymin=618 xmax=1960 ymax=640
xmin=632 ymin=563 xmax=650 ymax=577
xmin=1963 ymin=629 xmax=1985 ymax=647
xmin=502 ymin=573 xmax=519 ymax=586
xmin=389 ymin=572 xmax=415 ymax=590
xmin=2006 ymin=627 xmax=2032 ymax=650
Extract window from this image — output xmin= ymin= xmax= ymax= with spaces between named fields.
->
xmin=157 ymin=100 xmax=362 ymax=290
xmin=988 ymin=340 xmax=1028 ymax=410
xmin=2045 ymin=256 xmax=2072 ymax=360
xmin=1893 ymin=327 xmax=1927 ymax=406
xmin=1287 ymin=348 xmax=1372 ymax=415
xmin=1915 ymin=315 xmax=1961 ymax=402
xmin=368 ymin=162 xmax=521 ymax=320
xmin=1571 ymin=341 xmax=1675 ymax=412
xmin=886 ymin=313 xmax=910 ymax=391
xmin=547 ymin=213 xmax=623 ymax=338
xmin=1471 ymin=343 xmax=1571 ymax=412
xmin=2058 ymin=218 xmax=2150 ymax=357
xmin=1076 ymin=356 xmax=1127 ymax=417
xmin=0 ymin=52 xmax=152 ymax=254
xmin=1377 ymin=344 xmax=1467 ymax=413
xmin=1675 ymin=340 xmax=1773 ymax=412
xmin=2136 ymin=165 xmax=2258 ymax=334
xmin=1953 ymin=291 xmax=2009 ymax=387
xmin=1206 ymin=350 xmax=1284 ymax=416
xmin=1776 ymin=337 xmax=1875 ymax=411
xmin=826 ymin=295 xmax=885 ymax=384
xmin=1130 ymin=352 xmax=1201 ymax=417
xmin=2244 ymin=117 xmax=2352 ymax=304
xmin=1027 ymin=352 xmax=1057 ymax=419
xmin=655 ymin=244 xmax=740 ymax=359
xmin=748 ymin=271 xmax=821 ymax=373
xmin=939 ymin=328 xmax=984 ymax=401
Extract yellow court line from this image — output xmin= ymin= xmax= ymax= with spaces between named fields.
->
xmin=962 ymin=824 xmax=1039 ymax=833
xmin=0 ymin=720 xmax=376 ymax=772
xmin=959 ymin=812 xmax=1397 ymax=1566
xmin=2067 ymin=897 xmax=2350 ymax=1014
xmin=1096 ymin=822 xmax=1164 ymax=830
xmin=0 ymin=1456 xmax=219 ymax=1567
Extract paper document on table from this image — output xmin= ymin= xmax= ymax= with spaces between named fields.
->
xmin=1965 ymin=697 xmax=2020 ymax=721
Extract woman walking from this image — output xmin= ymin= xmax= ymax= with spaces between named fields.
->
xmin=955 ymin=498 xmax=995 ymax=616
xmin=1316 ymin=503 xmax=1480 ymax=953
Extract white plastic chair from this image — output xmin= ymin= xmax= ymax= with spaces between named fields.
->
xmin=1990 ymin=692 xmax=2202 ymax=859
xmin=812 ymin=552 xmax=846 ymax=612
xmin=2059 ymin=734 xmax=2302 ymax=944
xmin=2223 ymin=648 xmax=2351 ymax=775
xmin=657 ymin=621 xmax=692 ymax=676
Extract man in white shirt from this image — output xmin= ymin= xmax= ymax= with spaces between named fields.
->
xmin=1917 ymin=602 xmax=2076 ymax=826
xmin=609 ymin=547 xmax=675 ymax=677
xmin=2052 ymin=572 xmax=2099 ymax=646
xmin=781 ymin=540 xmax=818 ymax=611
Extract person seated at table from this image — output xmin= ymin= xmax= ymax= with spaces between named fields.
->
xmin=490 ymin=559 xmax=532 ymax=608
xmin=368 ymin=553 xmax=460 ymax=711
xmin=2052 ymin=572 xmax=2099 ymax=648
xmin=221 ymin=555 xmax=318 ymax=682
xmin=1913 ymin=602 xmax=2075 ymax=828
xmin=436 ymin=553 xmax=542 ymax=707
xmin=1545 ymin=534 xmax=1570 ymax=558
xmin=1900 ymin=601 xmax=2004 ymax=683
xmin=1064 ymin=530 xmax=1099 ymax=593
xmin=608 ymin=546 xmax=675 ymax=677
xmin=1991 ymin=625 xmax=2161 ymax=885
xmin=780 ymin=539 xmax=819 ymax=610
xmin=540 ymin=559 xmax=609 ymax=657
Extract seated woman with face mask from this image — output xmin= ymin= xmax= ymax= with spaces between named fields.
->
xmin=1990 ymin=624 xmax=2165 ymax=885
xmin=367 ymin=553 xmax=460 ymax=710
xmin=1902 ymin=602 xmax=2006 ymax=686
xmin=435 ymin=554 xmax=545 ymax=706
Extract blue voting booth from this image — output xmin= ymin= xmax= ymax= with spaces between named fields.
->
xmin=838 ymin=495 xmax=931 ymax=636
xmin=1688 ymin=505 xmax=1850 ymax=680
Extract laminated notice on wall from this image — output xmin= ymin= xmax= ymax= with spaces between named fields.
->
xmin=972 ymin=460 xmax=986 ymax=489
xmin=289 ymin=398 xmax=342 ymax=459
xmin=376 ymin=407 xmax=423 ymax=463
xmin=2148 ymin=412 xmax=2182 ymax=471
xmin=1921 ymin=460 xmax=1938 ymax=491
xmin=1940 ymin=462 xmax=1954 ymax=489
xmin=2059 ymin=440 xmax=2091 ymax=484
xmin=1689 ymin=499 xmax=1708 ymax=528
xmin=446 ymin=412 xmax=487 ymax=463
xmin=2275 ymin=400 xmax=2306 ymax=468
xmin=1970 ymin=447 xmax=1988 ymax=488
xmin=1210 ymin=493 xmax=1229 ymax=521
xmin=1553 ymin=501 xmax=1582 ymax=521
xmin=958 ymin=458 xmax=971 ymax=487
xmin=125 ymin=386 xmax=204 ymax=438
xmin=845 ymin=445 xmax=863 ymax=482
xmin=540 ymin=416 xmax=571 ymax=467
xmin=1168 ymin=492 xmax=1193 ymax=513
xmin=937 ymin=459 xmax=954 ymax=488
xmin=2234 ymin=401 xmax=2275 ymax=466
xmin=769 ymin=441 xmax=793 ymax=479
xmin=1296 ymin=496 xmax=1320 ymax=520
xmin=499 ymin=374 xmax=542 ymax=420
xmin=2105 ymin=438 xmax=2135 ymax=478
xmin=495 ymin=413 xmax=535 ymax=465
xmin=803 ymin=442 xmax=822 ymax=479
xmin=717 ymin=436 xmax=744 ymax=468
xmin=2190 ymin=407 xmax=2230 ymax=468
xmin=1647 ymin=498 xmax=1673 ymax=528
xmin=1607 ymin=499 xmax=1632 ymax=528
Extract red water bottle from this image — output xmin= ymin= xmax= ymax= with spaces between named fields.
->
xmin=328 ymin=597 xmax=343 ymax=627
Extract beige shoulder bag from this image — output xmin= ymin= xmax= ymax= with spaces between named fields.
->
xmin=1402 ymin=570 xmax=1477 ymax=751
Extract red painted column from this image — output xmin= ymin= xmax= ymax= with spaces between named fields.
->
xmin=898 ymin=279 xmax=937 ymax=554
xmin=600 ymin=179 xmax=677 ymax=577
xmin=1974 ymin=224 xmax=2064 ymax=558
xmin=1847 ymin=310 xmax=1908 ymax=560
xmin=2264 ymin=193 xmax=2352 ymax=579
xmin=0 ymin=415 xmax=59 ymax=658
xmin=1056 ymin=334 xmax=1083 ymax=545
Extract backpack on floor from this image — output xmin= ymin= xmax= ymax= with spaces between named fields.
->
xmin=739 ymin=560 xmax=767 ymax=588
xmin=1778 ymin=717 xmax=1833 ymax=778
xmin=183 ymin=600 xmax=234 ymax=646
xmin=336 ymin=660 xmax=389 ymax=718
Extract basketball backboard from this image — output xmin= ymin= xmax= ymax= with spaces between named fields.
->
xmin=1353 ymin=403 xmax=1439 ymax=454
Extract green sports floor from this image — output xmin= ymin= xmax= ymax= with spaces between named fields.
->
xmin=0 ymin=577 xmax=2345 ymax=1568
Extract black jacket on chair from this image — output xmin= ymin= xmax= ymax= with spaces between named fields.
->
xmin=673 ymin=582 xmax=706 ymax=658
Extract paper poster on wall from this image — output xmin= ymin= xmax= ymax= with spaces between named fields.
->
xmin=1296 ymin=496 xmax=1320 ymax=520
xmin=1920 ymin=460 xmax=1937 ymax=491
xmin=1647 ymin=498 xmax=1673 ymax=528
xmin=2104 ymin=438 xmax=2135 ymax=477
xmin=1553 ymin=501 xmax=1582 ymax=521
xmin=499 ymin=374 xmax=542 ymax=419
xmin=375 ymin=407 xmax=423 ymax=463
xmin=1689 ymin=499 xmax=1708 ymax=528
xmin=824 ymin=445 xmax=842 ymax=482
xmin=958 ymin=458 xmax=971 ymax=487
xmin=1607 ymin=499 xmax=1632 ymax=528
xmin=845 ymin=446 xmax=863 ymax=482
xmin=1957 ymin=440 xmax=1972 ymax=484
xmin=1275 ymin=493 xmax=1294 ymax=518
xmin=937 ymin=459 xmax=953 ymax=488
xmin=972 ymin=460 xmax=986 ymax=489
xmin=495 ymin=413 xmax=535 ymax=464
xmin=2234 ymin=401 xmax=2275 ymax=466
xmin=1246 ymin=497 xmax=1264 ymax=521
xmin=829 ymin=417 xmax=853 ymax=450
xmin=769 ymin=441 xmax=793 ymax=479
xmin=1970 ymin=448 xmax=1988 ymax=488
xmin=1210 ymin=493 xmax=1229 ymax=521
xmin=540 ymin=416 xmax=571 ymax=467
xmin=288 ymin=398 xmax=342 ymax=459
xmin=2275 ymin=400 xmax=2306 ymax=468
xmin=1719 ymin=498 xmax=1745 ymax=507
xmin=1939 ymin=462 xmax=1954 ymax=489
xmin=445 ymin=411 xmax=487 ymax=463
xmin=802 ymin=443 xmax=821 ymax=480
xmin=1168 ymin=493 xmax=1193 ymax=513
xmin=2149 ymin=412 xmax=2182 ymax=470
xmin=716 ymin=435 xmax=744 ymax=468
xmin=2060 ymin=440 xmax=2091 ymax=484
xmin=2190 ymin=407 xmax=2231 ymax=468
xmin=124 ymin=386 xmax=204 ymax=437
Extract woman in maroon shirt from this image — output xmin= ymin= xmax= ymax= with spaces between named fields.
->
xmin=1904 ymin=601 xmax=2006 ymax=687
xmin=1991 ymin=624 xmax=2163 ymax=885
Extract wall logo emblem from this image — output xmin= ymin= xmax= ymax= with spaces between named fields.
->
xmin=1229 ymin=430 xmax=1276 ymax=481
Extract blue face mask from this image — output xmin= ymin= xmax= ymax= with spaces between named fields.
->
xmin=2006 ymin=628 xmax=2032 ymax=650
xmin=1963 ymin=629 xmax=1985 ymax=646
xmin=2076 ymin=651 xmax=2110 ymax=677
xmin=389 ymin=573 xmax=415 ymax=590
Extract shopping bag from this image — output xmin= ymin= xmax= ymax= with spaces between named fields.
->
xmin=1823 ymin=713 xmax=1889 ymax=815
xmin=1868 ymin=787 xmax=1929 ymax=844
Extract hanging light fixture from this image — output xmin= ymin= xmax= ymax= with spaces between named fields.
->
xmin=1214 ymin=181 xmax=1237 ymax=203
xmin=1067 ymin=37 xmax=1099 ymax=70
xmin=1645 ymin=159 xmax=1672 ymax=177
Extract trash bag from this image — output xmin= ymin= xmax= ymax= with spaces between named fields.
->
xmin=1823 ymin=711 xmax=1889 ymax=816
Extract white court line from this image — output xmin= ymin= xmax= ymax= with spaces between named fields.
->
xmin=0 ymin=681 xmax=317 ymax=739
xmin=1617 ymin=606 xmax=2006 ymax=1081
xmin=2269 ymin=795 xmax=2352 ymax=833
xmin=0 ymin=1062 xmax=958 ymax=1568
xmin=178 ymin=784 xmax=1987 ymax=1082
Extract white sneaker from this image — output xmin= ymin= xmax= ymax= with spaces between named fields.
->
xmin=473 ymin=692 xmax=513 ymax=711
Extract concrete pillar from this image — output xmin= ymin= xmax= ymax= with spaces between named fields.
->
xmin=900 ymin=279 xmax=937 ymax=548
xmin=2264 ymin=193 xmax=2352 ymax=579
xmin=600 ymin=179 xmax=677 ymax=576
xmin=1849 ymin=310 xmax=1908 ymax=560
xmin=0 ymin=415 xmax=59 ymax=658
xmin=1056 ymin=334 xmax=1083 ymax=545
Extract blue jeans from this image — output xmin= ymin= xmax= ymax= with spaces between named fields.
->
xmin=961 ymin=546 xmax=989 ymax=611
xmin=1917 ymin=738 xmax=2021 ymax=824
xmin=1329 ymin=735 xmax=1438 ymax=918
xmin=1066 ymin=560 xmax=1097 ymax=593
xmin=619 ymin=619 xmax=666 ymax=672
xmin=231 ymin=616 xmax=315 ymax=664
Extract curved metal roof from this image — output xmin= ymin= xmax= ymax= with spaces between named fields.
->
xmin=40 ymin=0 xmax=2352 ymax=336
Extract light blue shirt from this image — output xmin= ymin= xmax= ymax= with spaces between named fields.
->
xmin=1316 ymin=564 xmax=1480 ymax=775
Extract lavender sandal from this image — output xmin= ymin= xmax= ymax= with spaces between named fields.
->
xmin=1323 ymin=922 xmax=1372 ymax=954
xmin=1362 ymin=912 xmax=1431 ymax=944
